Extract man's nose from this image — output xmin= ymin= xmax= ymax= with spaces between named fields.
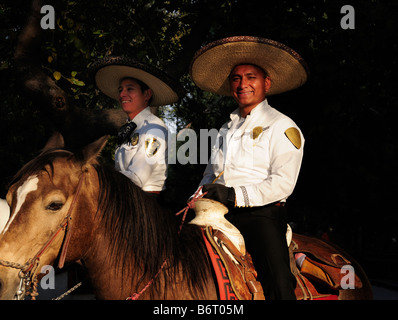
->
xmin=119 ymin=88 xmax=127 ymax=97
xmin=238 ymin=78 xmax=248 ymax=89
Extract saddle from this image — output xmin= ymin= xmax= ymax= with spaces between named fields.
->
xmin=203 ymin=226 xmax=265 ymax=300
xmin=190 ymin=198 xmax=264 ymax=300
xmin=290 ymin=233 xmax=363 ymax=300
xmin=203 ymin=226 xmax=363 ymax=300
xmin=191 ymin=198 xmax=362 ymax=300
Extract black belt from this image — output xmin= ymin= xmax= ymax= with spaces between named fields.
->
xmin=271 ymin=201 xmax=285 ymax=207
xmin=232 ymin=201 xmax=285 ymax=213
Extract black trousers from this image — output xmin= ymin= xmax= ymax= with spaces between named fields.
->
xmin=226 ymin=204 xmax=296 ymax=300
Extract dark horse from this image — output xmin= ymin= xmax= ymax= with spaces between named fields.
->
xmin=0 ymin=134 xmax=372 ymax=300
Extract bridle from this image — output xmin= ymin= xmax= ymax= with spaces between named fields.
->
xmin=0 ymin=171 xmax=86 ymax=300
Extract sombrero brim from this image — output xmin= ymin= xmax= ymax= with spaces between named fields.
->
xmin=190 ymin=36 xmax=309 ymax=96
xmin=90 ymin=56 xmax=182 ymax=106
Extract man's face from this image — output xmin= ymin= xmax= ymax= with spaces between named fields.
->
xmin=118 ymin=78 xmax=152 ymax=119
xmin=229 ymin=64 xmax=271 ymax=114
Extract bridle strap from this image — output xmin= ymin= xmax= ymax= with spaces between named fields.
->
xmin=57 ymin=220 xmax=72 ymax=269
xmin=0 ymin=170 xmax=86 ymax=300
xmin=58 ymin=171 xmax=85 ymax=268
xmin=22 ymin=218 xmax=68 ymax=273
xmin=18 ymin=171 xmax=86 ymax=274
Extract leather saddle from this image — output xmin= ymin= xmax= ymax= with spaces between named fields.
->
xmin=192 ymin=198 xmax=362 ymax=300
xmin=290 ymin=233 xmax=363 ymax=300
xmin=204 ymin=226 xmax=265 ymax=300
xmin=204 ymin=227 xmax=363 ymax=300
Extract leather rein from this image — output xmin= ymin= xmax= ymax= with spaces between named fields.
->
xmin=0 ymin=171 xmax=86 ymax=300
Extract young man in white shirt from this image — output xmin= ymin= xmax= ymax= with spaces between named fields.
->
xmin=190 ymin=36 xmax=309 ymax=299
xmin=91 ymin=56 xmax=182 ymax=195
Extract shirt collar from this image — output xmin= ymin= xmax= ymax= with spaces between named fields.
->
xmin=228 ymin=99 xmax=270 ymax=128
xmin=127 ymin=107 xmax=152 ymax=129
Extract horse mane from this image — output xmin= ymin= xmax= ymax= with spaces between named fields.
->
xmin=93 ymin=162 xmax=211 ymax=298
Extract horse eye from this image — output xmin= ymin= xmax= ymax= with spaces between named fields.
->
xmin=46 ymin=202 xmax=64 ymax=211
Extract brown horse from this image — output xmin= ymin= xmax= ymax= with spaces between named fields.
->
xmin=0 ymin=134 xmax=372 ymax=300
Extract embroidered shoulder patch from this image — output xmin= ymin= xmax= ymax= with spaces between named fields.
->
xmin=284 ymin=127 xmax=301 ymax=149
xmin=145 ymin=137 xmax=161 ymax=157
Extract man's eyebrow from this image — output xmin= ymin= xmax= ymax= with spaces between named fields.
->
xmin=230 ymin=72 xmax=257 ymax=78
xmin=118 ymin=83 xmax=136 ymax=89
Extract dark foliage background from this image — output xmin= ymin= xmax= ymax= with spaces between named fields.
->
xmin=1 ymin=0 xmax=397 ymax=283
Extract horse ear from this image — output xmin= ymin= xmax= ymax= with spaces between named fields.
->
xmin=81 ymin=135 xmax=109 ymax=165
xmin=41 ymin=132 xmax=65 ymax=153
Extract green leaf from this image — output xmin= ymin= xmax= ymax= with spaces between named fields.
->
xmin=67 ymin=77 xmax=85 ymax=86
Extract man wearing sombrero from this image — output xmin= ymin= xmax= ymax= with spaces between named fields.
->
xmin=190 ymin=36 xmax=309 ymax=299
xmin=91 ymin=56 xmax=181 ymax=195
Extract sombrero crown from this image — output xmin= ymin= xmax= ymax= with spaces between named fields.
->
xmin=190 ymin=36 xmax=309 ymax=96
xmin=90 ymin=56 xmax=183 ymax=106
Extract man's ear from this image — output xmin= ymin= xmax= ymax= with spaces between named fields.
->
xmin=264 ymin=76 xmax=272 ymax=93
xmin=145 ymin=88 xmax=153 ymax=103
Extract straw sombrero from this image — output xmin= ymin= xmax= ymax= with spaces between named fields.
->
xmin=190 ymin=36 xmax=309 ymax=96
xmin=90 ymin=56 xmax=182 ymax=106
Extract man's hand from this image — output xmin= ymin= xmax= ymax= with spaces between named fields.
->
xmin=202 ymin=184 xmax=236 ymax=208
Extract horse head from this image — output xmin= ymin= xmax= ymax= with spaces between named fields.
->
xmin=0 ymin=133 xmax=108 ymax=299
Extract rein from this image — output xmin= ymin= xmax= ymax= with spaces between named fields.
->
xmin=0 ymin=170 xmax=86 ymax=300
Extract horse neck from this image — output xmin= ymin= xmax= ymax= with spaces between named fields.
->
xmin=78 ymin=165 xmax=216 ymax=299
xmin=77 ymin=171 xmax=168 ymax=299
xmin=82 ymin=233 xmax=141 ymax=299
xmin=82 ymin=216 xmax=176 ymax=300
xmin=81 ymin=207 xmax=217 ymax=299
xmin=84 ymin=240 xmax=217 ymax=300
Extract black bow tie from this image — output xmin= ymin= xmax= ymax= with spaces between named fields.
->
xmin=117 ymin=121 xmax=137 ymax=145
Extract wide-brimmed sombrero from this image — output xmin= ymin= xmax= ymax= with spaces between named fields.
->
xmin=190 ymin=36 xmax=309 ymax=96
xmin=90 ymin=56 xmax=182 ymax=106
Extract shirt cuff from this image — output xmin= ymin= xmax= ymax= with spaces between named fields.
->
xmin=234 ymin=186 xmax=250 ymax=207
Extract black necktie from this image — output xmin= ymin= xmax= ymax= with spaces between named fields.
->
xmin=117 ymin=121 xmax=137 ymax=145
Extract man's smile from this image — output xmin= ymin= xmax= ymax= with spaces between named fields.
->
xmin=237 ymin=91 xmax=253 ymax=96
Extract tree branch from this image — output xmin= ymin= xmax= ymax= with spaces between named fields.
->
xmin=13 ymin=0 xmax=125 ymax=148
xmin=164 ymin=4 xmax=215 ymax=79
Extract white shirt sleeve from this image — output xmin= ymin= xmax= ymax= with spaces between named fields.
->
xmin=115 ymin=123 xmax=168 ymax=192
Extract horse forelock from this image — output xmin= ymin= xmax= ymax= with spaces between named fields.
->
xmin=9 ymin=149 xmax=75 ymax=189
xmin=94 ymin=164 xmax=211 ymax=297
